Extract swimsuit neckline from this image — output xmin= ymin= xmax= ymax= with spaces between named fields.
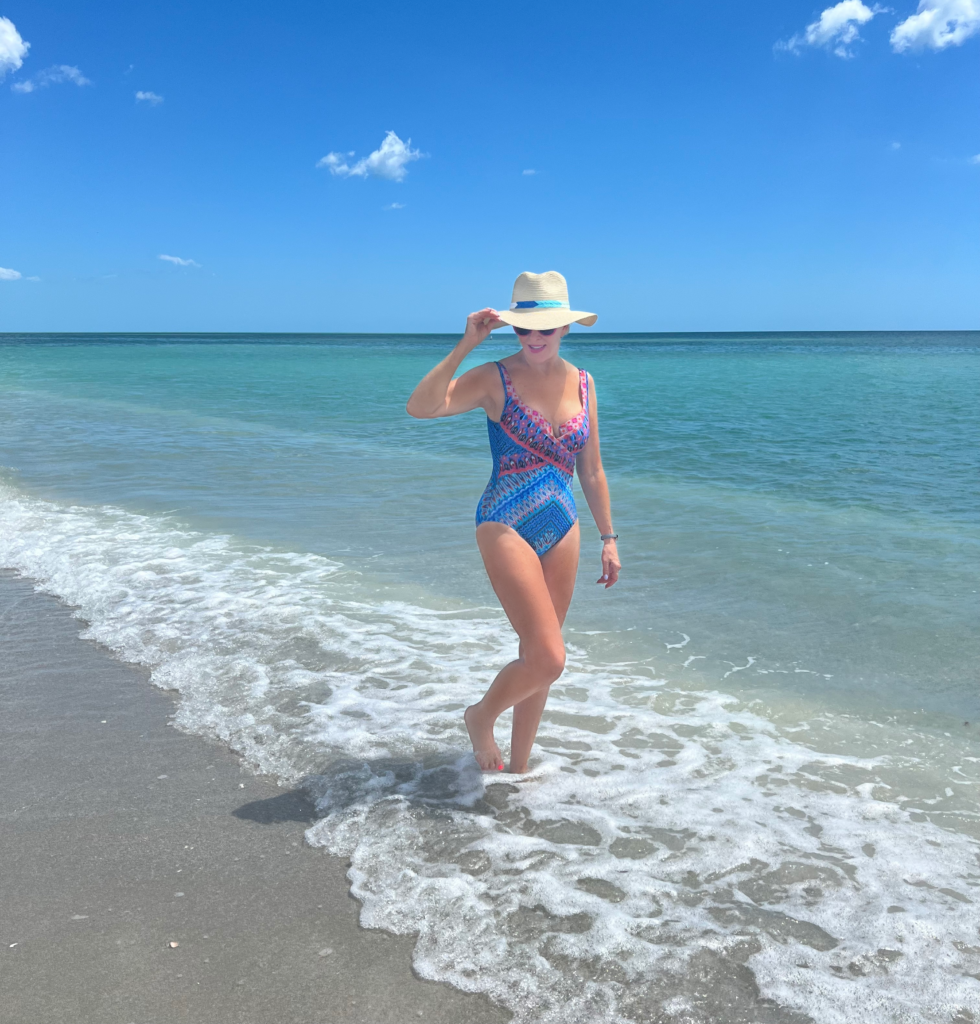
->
xmin=497 ymin=363 xmax=586 ymax=441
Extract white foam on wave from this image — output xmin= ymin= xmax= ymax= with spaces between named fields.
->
xmin=1 ymin=479 xmax=978 ymax=1024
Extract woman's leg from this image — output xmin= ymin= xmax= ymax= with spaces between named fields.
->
xmin=465 ymin=521 xmax=579 ymax=771
xmin=509 ymin=521 xmax=579 ymax=771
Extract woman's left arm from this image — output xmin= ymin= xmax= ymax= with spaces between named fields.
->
xmin=576 ymin=373 xmax=621 ymax=589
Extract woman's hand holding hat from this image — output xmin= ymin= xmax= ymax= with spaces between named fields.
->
xmin=462 ymin=308 xmax=505 ymax=350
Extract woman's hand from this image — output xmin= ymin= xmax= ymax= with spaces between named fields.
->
xmin=597 ymin=539 xmax=621 ymax=589
xmin=461 ymin=308 xmax=505 ymax=351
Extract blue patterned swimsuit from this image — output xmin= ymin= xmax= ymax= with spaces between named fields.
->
xmin=476 ymin=361 xmax=590 ymax=556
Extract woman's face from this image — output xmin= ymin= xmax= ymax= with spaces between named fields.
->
xmin=514 ymin=324 xmax=570 ymax=364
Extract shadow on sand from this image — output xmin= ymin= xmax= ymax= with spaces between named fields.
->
xmin=233 ymin=750 xmax=506 ymax=827
xmin=232 ymin=789 xmax=318 ymax=824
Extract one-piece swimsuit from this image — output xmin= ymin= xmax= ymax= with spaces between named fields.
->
xmin=476 ymin=361 xmax=590 ymax=556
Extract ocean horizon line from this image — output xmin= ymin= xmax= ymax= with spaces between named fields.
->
xmin=2 ymin=329 xmax=979 ymax=345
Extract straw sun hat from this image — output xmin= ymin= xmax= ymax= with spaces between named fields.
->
xmin=494 ymin=271 xmax=597 ymax=331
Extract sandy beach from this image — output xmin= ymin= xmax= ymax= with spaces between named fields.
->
xmin=0 ymin=570 xmax=509 ymax=1024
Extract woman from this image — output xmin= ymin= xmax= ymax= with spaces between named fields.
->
xmin=406 ymin=271 xmax=621 ymax=773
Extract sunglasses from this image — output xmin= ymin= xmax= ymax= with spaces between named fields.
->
xmin=515 ymin=328 xmax=557 ymax=337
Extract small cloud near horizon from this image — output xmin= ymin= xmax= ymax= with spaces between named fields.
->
xmin=159 ymin=254 xmax=200 ymax=267
xmin=522 ymin=169 xmax=536 ymax=175
xmin=777 ymin=0 xmax=883 ymax=57
xmin=0 ymin=266 xmax=23 ymax=280
xmin=136 ymin=90 xmax=163 ymax=105
xmin=12 ymin=64 xmax=90 ymax=93
xmin=891 ymin=0 xmax=980 ymax=50
xmin=890 ymin=141 xmax=901 ymax=149
xmin=317 ymin=131 xmax=422 ymax=182
xmin=384 ymin=202 xmax=406 ymax=210
xmin=970 ymin=153 xmax=980 ymax=164
xmin=0 ymin=16 xmax=29 ymax=79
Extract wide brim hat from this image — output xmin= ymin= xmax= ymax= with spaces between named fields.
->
xmin=494 ymin=270 xmax=597 ymax=330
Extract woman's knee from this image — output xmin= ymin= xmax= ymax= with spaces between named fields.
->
xmin=525 ymin=637 xmax=566 ymax=683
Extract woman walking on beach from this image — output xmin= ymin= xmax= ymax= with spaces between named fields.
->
xmin=407 ymin=271 xmax=621 ymax=773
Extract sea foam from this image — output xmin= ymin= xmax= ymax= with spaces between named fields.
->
xmin=1 ymin=479 xmax=977 ymax=1024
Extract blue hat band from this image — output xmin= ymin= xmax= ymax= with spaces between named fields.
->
xmin=509 ymin=300 xmax=570 ymax=310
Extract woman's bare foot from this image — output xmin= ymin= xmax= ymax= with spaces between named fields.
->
xmin=464 ymin=704 xmax=503 ymax=771
xmin=507 ymin=761 xmax=529 ymax=774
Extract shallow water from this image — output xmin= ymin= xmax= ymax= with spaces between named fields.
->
xmin=1 ymin=332 xmax=978 ymax=1023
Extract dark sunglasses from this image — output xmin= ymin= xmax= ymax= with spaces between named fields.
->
xmin=515 ymin=328 xmax=557 ymax=337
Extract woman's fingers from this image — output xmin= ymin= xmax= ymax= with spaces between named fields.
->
xmin=468 ymin=307 xmax=499 ymax=323
xmin=465 ymin=309 xmax=504 ymax=341
xmin=597 ymin=551 xmax=621 ymax=588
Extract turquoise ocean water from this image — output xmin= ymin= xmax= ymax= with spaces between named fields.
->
xmin=1 ymin=332 xmax=978 ymax=1023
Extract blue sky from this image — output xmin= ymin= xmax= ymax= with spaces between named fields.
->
xmin=1 ymin=0 xmax=977 ymax=332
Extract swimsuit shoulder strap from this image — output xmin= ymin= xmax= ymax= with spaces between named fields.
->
xmin=495 ymin=361 xmax=515 ymax=399
xmin=579 ymin=368 xmax=589 ymax=414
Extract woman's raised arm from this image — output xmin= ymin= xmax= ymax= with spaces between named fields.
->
xmin=406 ymin=308 xmax=505 ymax=420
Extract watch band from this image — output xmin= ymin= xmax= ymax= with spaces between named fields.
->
xmin=600 ymin=533 xmax=619 ymax=541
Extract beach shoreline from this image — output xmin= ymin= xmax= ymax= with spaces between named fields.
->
xmin=0 ymin=570 xmax=509 ymax=1024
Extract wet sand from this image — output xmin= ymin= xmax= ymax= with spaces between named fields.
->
xmin=0 ymin=571 xmax=509 ymax=1024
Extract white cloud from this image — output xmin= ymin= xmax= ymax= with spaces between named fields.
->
xmin=891 ymin=0 xmax=980 ymax=50
xmin=12 ymin=64 xmax=90 ymax=93
xmin=136 ymin=90 xmax=163 ymax=105
xmin=778 ymin=1 xmax=882 ymax=57
xmin=0 ymin=16 xmax=29 ymax=79
xmin=522 ymin=169 xmax=536 ymax=175
xmin=159 ymin=254 xmax=200 ymax=267
xmin=971 ymin=153 xmax=980 ymax=164
xmin=317 ymin=152 xmax=353 ymax=172
xmin=317 ymin=131 xmax=421 ymax=182
xmin=384 ymin=202 xmax=406 ymax=210
xmin=0 ymin=266 xmax=22 ymax=280
xmin=890 ymin=140 xmax=902 ymax=149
